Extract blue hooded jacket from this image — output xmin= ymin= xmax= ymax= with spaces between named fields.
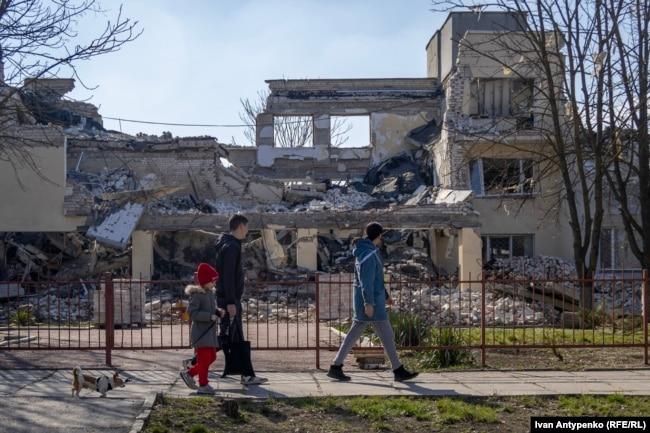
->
xmin=353 ymin=238 xmax=388 ymax=322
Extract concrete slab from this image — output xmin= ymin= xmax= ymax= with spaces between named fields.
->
xmin=0 ymin=397 xmax=144 ymax=433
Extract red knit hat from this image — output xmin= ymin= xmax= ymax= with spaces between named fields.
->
xmin=195 ymin=263 xmax=219 ymax=286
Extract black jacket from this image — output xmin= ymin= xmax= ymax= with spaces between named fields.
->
xmin=215 ymin=233 xmax=245 ymax=306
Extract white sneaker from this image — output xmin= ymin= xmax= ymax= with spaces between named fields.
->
xmin=179 ymin=370 xmax=198 ymax=390
xmin=197 ymin=384 xmax=216 ymax=395
xmin=241 ymin=375 xmax=268 ymax=385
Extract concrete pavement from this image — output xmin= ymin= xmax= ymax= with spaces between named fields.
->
xmin=2 ymin=368 xmax=650 ymax=432
xmin=3 ymin=368 xmax=650 ymax=399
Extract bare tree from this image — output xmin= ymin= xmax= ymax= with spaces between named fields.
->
xmin=238 ymin=89 xmax=352 ymax=147
xmin=0 ymin=0 xmax=141 ymax=170
xmin=598 ymin=0 xmax=650 ymax=270
xmin=428 ymin=0 xmax=633 ymax=307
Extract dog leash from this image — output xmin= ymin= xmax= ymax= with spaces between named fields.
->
xmin=190 ymin=317 xmax=218 ymax=347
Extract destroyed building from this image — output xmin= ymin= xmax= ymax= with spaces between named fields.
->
xmin=0 ymin=11 xmax=638 ymax=288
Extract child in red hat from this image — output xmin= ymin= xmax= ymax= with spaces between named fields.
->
xmin=180 ymin=263 xmax=223 ymax=394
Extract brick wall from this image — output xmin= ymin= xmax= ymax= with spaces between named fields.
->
xmin=68 ymin=139 xmax=221 ymax=200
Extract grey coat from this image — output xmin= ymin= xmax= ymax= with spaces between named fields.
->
xmin=185 ymin=285 xmax=219 ymax=348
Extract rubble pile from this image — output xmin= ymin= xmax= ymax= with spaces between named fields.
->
xmin=242 ymin=297 xmax=316 ymax=323
xmin=363 ymin=154 xmax=425 ymax=200
xmin=593 ymin=283 xmax=643 ymax=316
xmin=485 ymin=256 xmax=643 ymax=316
xmin=394 ymin=285 xmax=559 ymax=326
xmin=0 ymin=233 xmax=130 ymax=281
xmin=144 ymin=298 xmax=189 ymax=323
xmin=485 ymin=256 xmax=577 ymax=280
xmin=303 ymin=188 xmax=374 ymax=212
xmin=315 ymin=230 xmax=437 ymax=279
xmin=0 ymin=287 xmax=93 ymax=323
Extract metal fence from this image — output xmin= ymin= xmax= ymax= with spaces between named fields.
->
xmin=0 ymin=271 xmax=648 ymax=368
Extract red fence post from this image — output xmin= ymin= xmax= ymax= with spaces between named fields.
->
xmin=315 ymin=273 xmax=321 ymax=370
xmin=104 ymin=273 xmax=114 ymax=367
xmin=480 ymin=270 xmax=486 ymax=368
xmin=641 ymin=269 xmax=649 ymax=365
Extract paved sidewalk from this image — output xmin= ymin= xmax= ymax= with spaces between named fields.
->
xmin=3 ymin=369 xmax=650 ymax=400
xmin=2 ymin=369 xmax=650 ymax=433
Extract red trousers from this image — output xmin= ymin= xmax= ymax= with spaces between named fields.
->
xmin=188 ymin=347 xmax=217 ymax=386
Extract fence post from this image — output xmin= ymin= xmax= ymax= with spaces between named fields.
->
xmin=480 ymin=270 xmax=486 ymax=368
xmin=315 ymin=273 xmax=321 ymax=370
xmin=104 ymin=273 xmax=114 ymax=367
xmin=641 ymin=269 xmax=649 ymax=365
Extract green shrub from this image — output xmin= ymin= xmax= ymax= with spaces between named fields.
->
xmin=389 ymin=311 xmax=429 ymax=347
xmin=11 ymin=307 xmax=34 ymax=326
xmin=417 ymin=327 xmax=473 ymax=368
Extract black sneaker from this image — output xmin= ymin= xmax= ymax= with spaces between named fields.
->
xmin=327 ymin=364 xmax=351 ymax=381
xmin=393 ymin=365 xmax=418 ymax=382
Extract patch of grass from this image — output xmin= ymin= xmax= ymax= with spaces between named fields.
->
xmin=187 ymin=397 xmax=214 ymax=408
xmin=146 ymin=425 xmax=169 ymax=433
xmin=143 ymin=395 xmax=650 ymax=433
xmin=347 ymin=396 xmax=434 ymax=422
xmin=435 ymin=398 xmax=499 ymax=424
xmin=286 ymin=395 xmax=341 ymax=412
xmin=558 ymin=395 xmax=650 ymax=417
xmin=517 ymin=395 xmax=542 ymax=408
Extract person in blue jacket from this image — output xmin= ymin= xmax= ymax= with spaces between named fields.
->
xmin=327 ymin=222 xmax=418 ymax=382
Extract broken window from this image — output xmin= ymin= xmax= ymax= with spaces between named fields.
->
xmin=273 ymin=116 xmax=314 ymax=148
xmin=482 ymin=234 xmax=534 ymax=261
xmin=330 ymin=115 xmax=370 ymax=148
xmin=511 ymin=79 xmax=534 ymax=115
xmin=470 ymin=78 xmax=534 ymax=117
xmin=469 ymin=158 xmax=535 ymax=196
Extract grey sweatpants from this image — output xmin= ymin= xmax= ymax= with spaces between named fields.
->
xmin=332 ymin=320 xmax=401 ymax=369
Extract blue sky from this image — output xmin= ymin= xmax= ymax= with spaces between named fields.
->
xmin=69 ymin=1 xmax=444 ymax=145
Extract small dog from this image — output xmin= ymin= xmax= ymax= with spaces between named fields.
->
xmin=72 ymin=366 xmax=129 ymax=398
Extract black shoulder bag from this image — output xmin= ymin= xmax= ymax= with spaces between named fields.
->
xmin=219 ymin=316 xmax=254 ymax=377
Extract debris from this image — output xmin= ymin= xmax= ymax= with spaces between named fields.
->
xmin=303 ymin=188 xmax=374 ymax=212
xmin=45 ymin=233 xmax=84 ymax=258
xmin=407 ymin=118 xmax=439 ymax=145
xmin=364 ymin=153 xmax=426 ymax=199
xmin=434 ymin=189 xmax=472 ymax=205
xmin=87 ymin=202 xmax=145 ymax=249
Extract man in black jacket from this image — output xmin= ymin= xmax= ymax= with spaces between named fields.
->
xmin=215 ymin=214 xmax=267 ymax=385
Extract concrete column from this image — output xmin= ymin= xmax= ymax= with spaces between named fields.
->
xmin=427 ymin=229 xmax=437 ymax=268
xmin=131 ymin=230 xmax=154 ymax=280
xmin=261 ymin=229 xmax=287 ymax=269
xmin=458 ymin=228 xmax=482 ymax=291
xmin=296 ymin=228 xmax=318 ymax=271
xmin=313 ymin=114 xmax=331 ymax=147
xmin=255 ymin=113 xmax=275 ymax=146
